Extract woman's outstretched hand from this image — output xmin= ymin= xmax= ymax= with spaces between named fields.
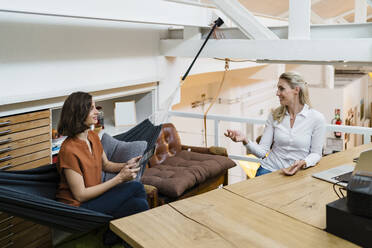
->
xmin=282 ymin=160 xmax=306 ymax=176
xmin=224 ymin=129 xmax=247 ymax=145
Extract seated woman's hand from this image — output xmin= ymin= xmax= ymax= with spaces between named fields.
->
xmin=127 ymin=155 xmax=141 ymax=165
xmin=116 ymin=165 xmax=140 ymax=183
xmin=224 ymin=129 xmax=247 ymax=145
xmin=282 ymin=160 xmax=306 ymax=176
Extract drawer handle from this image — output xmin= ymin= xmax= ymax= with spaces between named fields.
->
xmin=0 ymin=164 xmax=13 ymax=171
xmin=0 ymin=155 xmax=12 ymax=163
xmin=0 ymin=146 xmax=12 ymax=154
xmin=0 ymin=121 xmax=11 ymax=126
xmin=0 ymin=216 xmax=14 ymax=225
xmin=3 ymin=241 xmax=14 ymax=248
xmin=0 ymin=129 xmax=11 ymax=136
xmin=0 ymin=224 xmax=13 ymax=233
xmin=0 ymin=138 xmax=12 ymax=145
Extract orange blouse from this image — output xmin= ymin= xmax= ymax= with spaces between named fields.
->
xmin=56 ymin=131 xmax=103 ymax=207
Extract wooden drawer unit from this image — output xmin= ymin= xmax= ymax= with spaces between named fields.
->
xmin=0 ymin=221 xmax=51 ymax=248
xmin=0 ymin=110 xmax=51 ymax=171
xmin=0 ymin=211 xmax=52 ymax=248
xmin=0 ymin=110 xmax=50 ymax=127
xmin=0 ymin=110 xmax=53 ymax=247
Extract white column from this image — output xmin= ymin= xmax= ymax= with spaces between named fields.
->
xmin=355 ymin=0 xmax=367 ymax=23
xmin=323 ymin=65 xmax=334 ymax=89
xmin=288 ymin=0 xmax=311 ymax=39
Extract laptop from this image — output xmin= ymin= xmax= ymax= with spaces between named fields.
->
xmin=134 ymin=146 xmax=156 ymax=182
xmin=312 ymin=164 xmax=354 ymax=187
xmin=312 ymin=149 xmax=372 ymax=187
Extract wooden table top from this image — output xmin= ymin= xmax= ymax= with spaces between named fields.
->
xmin=225 ymin=143 xmax=372 ymax=230
xmin=111 ymin=189 xmax=357 ymax=248
xmin=110 ymin=198 xmax=233 ymax=248
xmin=111 ymin=144 xmax=372 ymax=248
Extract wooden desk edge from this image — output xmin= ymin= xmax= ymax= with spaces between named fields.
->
xmin=110 ymin=221 xmax=143 ymax=248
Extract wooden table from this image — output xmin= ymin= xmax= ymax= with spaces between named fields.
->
xmin=225 ymin=143 xmax=372 ymax=229
xmin=111 ymin=144 xmax=372 ymax=248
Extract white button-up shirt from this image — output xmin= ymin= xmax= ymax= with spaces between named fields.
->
xmin=245 ymin=104 xmax=326 ymax=171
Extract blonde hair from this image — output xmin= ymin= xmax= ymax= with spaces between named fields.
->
xmin=272 ymin=72 xmax=311 ymax=123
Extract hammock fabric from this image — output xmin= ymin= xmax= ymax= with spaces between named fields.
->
xmin=0 ymin=119 xmax=162 ymax=232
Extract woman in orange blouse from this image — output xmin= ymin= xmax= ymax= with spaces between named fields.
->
xmin=56 ymin=91 xmax=148 ymax=246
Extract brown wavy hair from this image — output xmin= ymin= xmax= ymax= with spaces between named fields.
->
xmin=58 ymin=92 xmax=92 ymax=137
xmin=272 ymin=72 xmax=311 ymax=123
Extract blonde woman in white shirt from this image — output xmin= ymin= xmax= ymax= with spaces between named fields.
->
xmin=225 ymin=72 xmax=326 ymax=176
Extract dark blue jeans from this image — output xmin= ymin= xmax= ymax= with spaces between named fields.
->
xmin=255 ymin=166 xmax=272 ymax=177
xmin=81 ymin=180 xmax=148 ymax=218
xmin=81 ymin=181 xmax=149 ymax=245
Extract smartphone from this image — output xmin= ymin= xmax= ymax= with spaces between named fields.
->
xmin=134 ymin=147 xmax=156 ymax=181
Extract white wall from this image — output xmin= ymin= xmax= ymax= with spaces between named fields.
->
xmin=0 ymin=12 xmax=165 ymax=106
xmin=286 ymin=64 xmax=326 ymax=86
xmin=309 ymin=87 xmax=344 ymax=124
xmin=340 ymin=74 xmax=369 ymax=145
xmin=309 ymin=74 xmax=369 ymax=149
xmin=171 ymin=64 xmax=282 ymax=149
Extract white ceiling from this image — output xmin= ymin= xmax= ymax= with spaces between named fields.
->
xmin=201 ymin=0 xmax=372 ymax=23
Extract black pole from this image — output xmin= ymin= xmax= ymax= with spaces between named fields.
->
xmin=181 ymin=17 xmax=224 ymax=81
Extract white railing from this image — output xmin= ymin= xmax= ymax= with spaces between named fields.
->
xmin=168 ymin=111 xmax=372 ymax=162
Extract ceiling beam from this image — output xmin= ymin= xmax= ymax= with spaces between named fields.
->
xmin=325 ymin=2 xmax=369 ymax=24
xmin=311 ymin=11 xmax=327 ymax=24
xmin=288 ymin=0 xmax=311 ymax=39
xmin=336 ymin=9 xmax=355 ymax=19
xmin=334 ymin=17 xmax=350 ymax=24
xmin=280 ymin=0 xmax=326 ymax=25
xmin=330 ymin=9 xmax=354 ymax=24
xmin=368 ymin=0 xmax=372 ymax=21
xmin=160 ymin=38 xmax=372 ymax=63
xmin=171 ymin=22 xmax=372 ymax=39
xmin=211 ymin=0 xmax=279 ymax=40
xmin=355 ymin=0 xmax=367 ymax=23
xmin=278 ymin=0 xmax=323 ymax=18
xmin=0 ymin=0 xmax=213 ymax=27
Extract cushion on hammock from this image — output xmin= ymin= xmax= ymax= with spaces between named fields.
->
xmin=141 ymin=150 xmax=235 ymax=198
xmin=101 ymin=132 xmax=147 ymax=181
xmin=101 ymin=132 xmax=147 ymax=162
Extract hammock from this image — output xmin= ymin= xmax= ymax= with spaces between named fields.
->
xmin=0 ymin=119 xmax=162 ymax=232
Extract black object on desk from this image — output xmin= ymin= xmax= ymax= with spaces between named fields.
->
xmin=347 ymin=173 xmax=372 ymax=218
xmin=332 ymin=171 xmax=352 ymax=184
xmin=326 ymin=197 xmax=372 ymax=247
